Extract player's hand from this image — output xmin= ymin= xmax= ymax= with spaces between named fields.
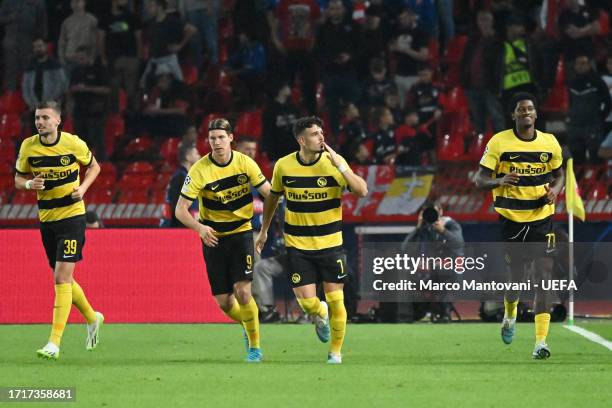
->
xmin=198 ymin=225 xmax=219 ymax=247
xmin=255 ymin=230 xmax=268 ymax=255
xmin=28 ymin=177 xmax=45 ymax=190
xmin=71 ymin=186 xmax=86 ymax=201
xmin=544 ymin=184 xmax=558 ymax=204
xmin=323 ymin=143 xmax=342 ymax=168
xmin=498 ymin=172 xmax=520 ymax=186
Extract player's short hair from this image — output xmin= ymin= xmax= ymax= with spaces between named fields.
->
xmin=237 ymin=136 xmax=257 ymax=144
xmin=178 ymin=142 xmax=196 ymax=163
xmin=293 ymin=116 xmax=323 ymax=138
xmin=208 ymin=118 xmax=232 ymax=134
xmin=36 ymin=101 xmax=62 ymax=115
xmin=510 ymin=92 xmax=537 ymax=113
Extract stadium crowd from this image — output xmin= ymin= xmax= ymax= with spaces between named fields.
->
xmin=0 ymin=0 xmax=610 ymax=210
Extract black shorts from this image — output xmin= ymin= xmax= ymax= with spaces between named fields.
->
xmin=202 ymin=230 xmax=254 ymax=296
xmin=286 ymin=246 xmax=348 ymax=288
xmin=500 ymin=215 xmax=556 ymax=265
xmin=40 ymin=215 xmax=86 ymax=269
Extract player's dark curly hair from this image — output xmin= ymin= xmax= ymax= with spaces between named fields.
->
xmin=510 ymin=92 xmax=537 ymax=113
xmin=293 ymin=116 xmax=323 ymax=138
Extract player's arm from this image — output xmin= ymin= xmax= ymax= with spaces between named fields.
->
xmin=544 ymin=167 xmax=564 ymax=204
xmin=255 ymin=192 xmax=281 ymax=254
xmin=323 ymin=143 xmax=368 ymax=197
xmin=474 ymin=167 xmax=519 ymax=190
xmin=72 ymin=156 xmax=100 ymax=200
xmin=175 ymin=196 xmax=219 ymax=247
xmin=14 ymin=173 xmax=45 ymax=190
xmin=256 ymin=181 xmax=272 ymax=199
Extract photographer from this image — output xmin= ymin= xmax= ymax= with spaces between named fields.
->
xmin=400 ymin=199 xmax=464 ymax=322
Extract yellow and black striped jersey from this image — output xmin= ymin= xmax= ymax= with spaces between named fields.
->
xmin=480 ymin=128 xmax=562 ymax=223
xmin=271 ymin=151 xmax=348 ymax=251
xmin=180 ymin=150 xmax=266 ymax=236
xmin=15 ymin=132 xmax=93 ymax=223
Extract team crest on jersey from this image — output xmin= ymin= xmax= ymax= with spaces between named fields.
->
xmin=540 ymin=153 xmax=549 ymax=162
xmin=237 ymin=174 xmax=248 ymax=185
xmin=60 ymin=156 xmax=70 ymax=166
xmin=317 ymin=177 xmax=327 ymax=187
xmin=291 ymin=273 xmax=301 ymax=284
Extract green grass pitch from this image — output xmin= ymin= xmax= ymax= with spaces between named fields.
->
xmin=2 ymin=322 xmax=611 ymax=408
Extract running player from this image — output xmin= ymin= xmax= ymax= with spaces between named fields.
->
xmin=474 ymin=92 xmax=564 ymax=359
xmin=15 ymin=101 xmax=104 ymax=360
xmin=256 ymin=116 xmax=368 ymax=364
xmin=175 ymin=118 xmax=271 ymax=362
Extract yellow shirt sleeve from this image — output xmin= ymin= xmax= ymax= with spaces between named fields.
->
xmin=15 ymin=141 xmax=31 ymax=174
xmin=73 ymin=135 xmax=93 ymax=166
xmin=245 ymin=156 xmax=267 ymax=188
xmin=550 ymin=137 xmax=563 ymax=170
xmin=479 ymin=138 xmax=499 ymax=172
xmin=180 ymin=163 xmax=204 ymax=201
xmin=271 ymin=160 xmax=284 ymax=194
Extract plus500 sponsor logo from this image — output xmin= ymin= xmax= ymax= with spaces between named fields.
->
xmin=287 ymin=191 xmax=328 ymax=200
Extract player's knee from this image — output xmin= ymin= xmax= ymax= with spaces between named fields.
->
xmin=234 ymin=286 xmax=252 ymax=305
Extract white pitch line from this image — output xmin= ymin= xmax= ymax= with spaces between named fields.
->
xmin=564 ymin=325 xmax=612 ymax=351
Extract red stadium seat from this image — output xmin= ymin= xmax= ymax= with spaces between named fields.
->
xmin=118 ymin=173 xmax=154 ymax=191
xmin=442 ymin=87 xmax=469 ymax=113
xmin=234 ymin=110 xmax=263 ymax=139
xmin=154 ymin=172 xmax=172 ymax=189
xmin=0 ymin=161 xmax=13 ymax=174
xmin=444 ymin=36 xmax=468 ymax=65
xmin=124 ymin=161 xmax=154 ymax=175
xmin=0 ymin=138 xmax=16 ymax=164
xmin=11 ymin=190 xmax=37 ymax=204
xmin=117 ymin=189 xmax=150 ymax=204
xmin=541 ymin=84 xmax=568 ymax=113
xmin=150 ymin=187 xmax=167 ymax=204
xmin=198 ymin=113 xmax=225 ymax=135
xmin=0 ymin=91 xmax=26 ymax=114
xmin=196 ymin=138 xmax=212 ymax=155
xmin=118 ymin=88 xmax=128 ymax=113
xmin=437 ymin=133 xmax=466 ymax=162
xmin=105 ymin=114 xmax=125 ymax=141
xmin=122 ymin=136 xmax=153 ymax=157
xmin=428 ymin=38 xmax=440 ymax=69
xmin=201 ymin=86 xmax=232 ymax=113
xmin=467 ymin=132 xmax=493 ymax=161
xmin=98 ymin=162 xmax=117 ymax=181
xmin=181 ymin=63 xmax=199 ymax=85
xmin=160 ymin=137 xmax=181 ymax=166
xmin=0 ymin=113 xmax=21 ymax=140
xmin=87 ymin=189 xmax=114 ymax=204
xmin=0 ymin=174 xmax=13 ymax=191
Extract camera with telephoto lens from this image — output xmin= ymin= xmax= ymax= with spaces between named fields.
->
xmin=422 ymin=203 xmax=439 ymax=224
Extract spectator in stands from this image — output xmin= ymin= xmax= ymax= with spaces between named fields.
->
xmin=69 ymin=46 xmax=111 ymax=161
xmin=140 ymin=0 xmax=197 ymax=88
xmin=226 ymin=29 xmax=267 ymax=109
xmin=371 ymin=106 xmax=397 ymax=165
xmin=137 ymin=65 xmax=191 ymax=138
xmin=316 ymin=0 xmax=363 ymax=134
xmin=267 ymin=0 xmax=321 ymax=114
xmin=99 ymin=0 xmax=144 ymax=113
xmin=163 ymin=142 xmax=201 ymax=227
xmin=362 ymin=57 xmax=394 ymax=109
xmin=22 ymin=38 xmax=69 ymax=114
xmin=85 ymin=210 xmax=104 ymax=228
xmin=178 ymin=0 xmax=219 ymax=67
xmin=404 ymin=0 xmax=437 ymax=39
xmin=598 ymin=131 xmax=612 ymax=161
xmin=558 ymin=0 xmax=600 ymax=69
xmin=395 ymin=109 xmax=433 ymax=166
xmin=388 ymin=6 xmax=429 ymax=109
xmin=406 ymin=64 xmax=442 ymax=134
xmin=383 ymin=86 xmax=403 ymax=125
xmin=567 ymin=54 xmax=611 ymax=164
xmin=497 ymin=14 xmax=540 ymax=116
xmin=359 ymin=5 xmax=389 ymax=78
xmin=603 ymin=54 xmax=612 ymax=135
xmin=339 ymin=102 xmax=367 ymax=155
xmin=262 ymin=81 xmax=299 ymax=161
xmin=235 ymin=136 xmax=258 ymax=161
xmin=181 ymin=124 xmax=198 ymax=145
xmin=0 ymin=0 xmax=47 ymax=91
xmin=58 ymin=0 xmax=99 ymax=76
xmin=460 ymin=9 xmax=505 ymax=135
xmin=346 ymin=140 xmax=373 ymax=165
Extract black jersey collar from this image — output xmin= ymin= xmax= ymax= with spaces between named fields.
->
xmin=296 ymin=151 xmax=322 ymax=166
xmin=39 ymin=131 xmax=62 ymax=147
xmin=513 ymin=127 xmax=537 ymax=142
xmin=209 ymin=150 xmax=233 ymax=167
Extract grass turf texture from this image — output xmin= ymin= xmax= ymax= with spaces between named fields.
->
xmin=575 ymin=319 xmax=612 ymax=341
xmin=2 ymin=323 xmax=611 ymax=408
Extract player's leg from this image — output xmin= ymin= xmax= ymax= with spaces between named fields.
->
xmin=288 ymin=249 xmax=329 ymax=342
xmin=229 ymin=232 xmax=261 ymax=362
xmin=321 ymin=251 xmax=348 ymax=364
xmin=532 ymin=256 xmax=553 ymax=359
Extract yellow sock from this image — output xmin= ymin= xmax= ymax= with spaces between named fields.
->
xmin=239 ymin=297 xmax=260 ymax=349
xmin=296 ymin=296 xmax=326 ymax=318
xmin=325 ymin=290 xmax=347 ymax=354
xmin=223 ymin=298 xmax=242 ymax=323
xmin=49 ymin=283 xmax=73 ymax=346
xmin=535 ymin=313 xmax=551 ymax=344
xmin=504 ymin=299 xmax=518 ymax=319
xmin=72 ymin=280 xmax=97 ymax=324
